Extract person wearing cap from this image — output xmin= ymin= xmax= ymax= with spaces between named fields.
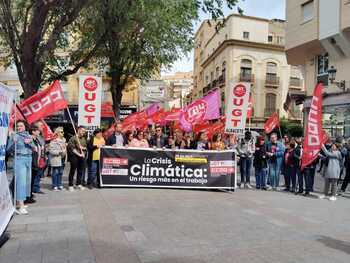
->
xmin=87 ymin=128 xmax=105 ymax=189
xmin=237 ymin=131 xmax=255 ymax=189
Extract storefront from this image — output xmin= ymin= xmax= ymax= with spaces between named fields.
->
xmin=304 ymin=91 xmax=350 ymax=139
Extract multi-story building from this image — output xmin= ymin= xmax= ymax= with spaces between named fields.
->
xmin=161 ymin=71 xmax=193 ymax=108
xmin=192 ymin=14 xmax=305 ymax=129
xmin=286 ymin=0 xmax=350 ymax=138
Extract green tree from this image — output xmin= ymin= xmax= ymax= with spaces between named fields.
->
xmin=0 ymin=0 xmax=104 ymax=97
xmin=73 ymin=0 xmax=239 ymax=114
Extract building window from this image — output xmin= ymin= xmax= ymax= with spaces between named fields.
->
xmin=265 ymin=93 xmax=277 ymax=116
xmin=277 ymin=36 xmax=284 ymax=44
xmin=222 ymin=61 xmax=226 ymax=81
xmin=317 ymin=53 xmax=329 ymax=85
xmin=215 ymin=67 xmax=220 ymax=79
xmin=210 ymin=72 xmax=214 ymax=83
xmin=317 ymin=53 xmax=329 ymax=75
xmin=243 ymin=31 xmax=249 ymax=40
xmin=266 ymin=62 xmax=278 ymax=84
xmin=240 ymin=59 xmax=252 ymax=82
xmin=200 ymin=51 xmax=204 ymax=62
xmin=301 ymin=1 xmax=314 ymax=23
xmin=268 ymin=35 xmax=273 ymax=43
xmin=205 ymin=75 xmax=209 ymax=85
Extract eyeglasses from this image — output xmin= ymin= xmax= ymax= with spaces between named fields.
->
xmin=156 ymin=129 xmax=161 ymax=132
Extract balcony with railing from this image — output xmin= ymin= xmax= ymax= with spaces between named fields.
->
xmin=218 ymin=75 xmax=225 ymax=85
xmin=289 ymin=77 xmax=302 ymax=87
xmin=239 ymin=73 xmax=254 ymax=82
xmin=265 ymin=74 xmax=279 ymax=86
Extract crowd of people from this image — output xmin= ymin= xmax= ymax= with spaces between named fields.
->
xmin=6 ymin=120 xmax=350 ymax=215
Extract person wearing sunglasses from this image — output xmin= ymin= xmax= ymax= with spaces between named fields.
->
xmin=150 ymin=125 xmax=167 ymax=148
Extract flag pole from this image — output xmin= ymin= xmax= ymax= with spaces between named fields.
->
xmin=66 ymin=108 xmax=84 ymax=154
xmin=278 ymin=125 xmax=283 ymax=140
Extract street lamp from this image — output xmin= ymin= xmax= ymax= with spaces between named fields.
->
xmin=328 ymin=66 xmax=346 ymax=91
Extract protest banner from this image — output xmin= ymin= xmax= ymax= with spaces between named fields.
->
xmin=78 ymin=75 xmax=102 ymax=128
xmin=19 ymin=80 xmax=67 ymax=124
xmin=301 ymin=83 xmax=323 ymax=170
xmin=0 ymin=83 xmax=15 ymax=238
xmin=225 ymin=83 xmax=250 ymax=134
xmin=100 ymin=147 xmax=236 ymax=189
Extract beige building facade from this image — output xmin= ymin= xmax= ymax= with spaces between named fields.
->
xmin=286 ymin=0 xmax=350 ymax=138
xmin=192 ymin=14 xmax=304 ymax=130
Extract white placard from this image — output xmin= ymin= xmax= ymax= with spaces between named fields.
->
xmin=78 ymin=75 xmax=102 ymax=127
xmin=225 ymin=82 xmax=250 ymax=134
xmin=0 ymin=82 xmax=15 ymax=236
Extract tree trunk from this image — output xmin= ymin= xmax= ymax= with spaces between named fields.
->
xmin=110 ymin=72 xmax=123 ymax=118
xmin=22 ymin=76 xmax=42 ymax=98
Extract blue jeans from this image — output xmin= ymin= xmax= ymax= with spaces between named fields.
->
xmin=88 ymin=161 xmax=99 ymax=186
xmin=52 ymin=166 xmax=64 ymax=188
xmin=255 ymin=168 xmax=267 ymax=188
xmin=15 ymin=155 xmax=32 ymax=201
xmin=33 ymin=168 xmax=44 ymax=192
xmin=268 ymin=162 xmax=280 ymax=188
xmin=239 ymin=157 xmax=252 ymax=184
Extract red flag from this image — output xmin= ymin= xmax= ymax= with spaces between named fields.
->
xmin=301 ymin=83 xmax=323 ymax=170
xmin=264 ymin=112 xmax=280 ymax=134
xmin=19 ymin=80 xmax=68 ymax=124
xmin=41 ymin=119 xmax=55 ymax=141
xmin=101 ymin=102 xmax=116 ymax=118
xmin=247 ymin=95 xmax=253 ymax=119
xmin=164 ymin=108 xmax=181 ymax=122
xmin=9 ymin=104 xmax=25 ymax=131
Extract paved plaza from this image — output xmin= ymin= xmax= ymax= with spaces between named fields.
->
xmin=1 ymin=171 xmax=350 ymax=263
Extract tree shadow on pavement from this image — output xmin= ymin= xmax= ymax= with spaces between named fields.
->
xmin=316 ymin=235 xmax=350 ymax=255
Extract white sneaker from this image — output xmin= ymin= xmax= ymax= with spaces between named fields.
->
xmin=77 ymin=185 xmax=85 ymax=191
xmin=53 ymin=187 xmax=59 ymax=191
xmin=68 ymin=186 xmax=75 ymax=192
xmin=329 ymin=196 xmax=337 ymax=201
xmin=319 ymin=194 xmax=327 ymax=199
xmin=246 ymin=183 xmax=253 ymax=189
xmin=16 ymin=208 xmax=28 ymax=215
xmin=58 ymin=186 xmax=64 ymax=191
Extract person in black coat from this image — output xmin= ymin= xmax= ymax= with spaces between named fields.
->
xmin=150 ymin=126 xmax=167 ymax=148
xmin=253 ymin=136 xmax=268 ymax=190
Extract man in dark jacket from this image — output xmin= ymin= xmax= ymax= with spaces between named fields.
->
xmin=150 ymin=126 xmax=167 ymax=148
xmin=340 ymin=140 xmax=350 ymax=194
xmin=294 ymin=137 xmax=303 ymax=194
xmin=106 ymin=123 xmax=126 ymax=147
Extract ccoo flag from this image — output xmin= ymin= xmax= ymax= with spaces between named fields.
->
xmin=301 ymin=83 xmax=323 ymax=170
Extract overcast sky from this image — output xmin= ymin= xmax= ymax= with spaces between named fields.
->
xmin=161 ymin=0 xmax=286 ymax=76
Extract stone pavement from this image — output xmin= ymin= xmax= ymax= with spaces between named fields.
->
xmin=1 ymin=171 xmax=350 ymax=263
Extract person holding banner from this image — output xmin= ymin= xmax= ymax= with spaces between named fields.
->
xmin=211 ymin=133 xmax=226 ymax=151
xmin=319 ymin=143 xmax=343 ymax=201
xmin=266 ymin=133 xmax=285 ymax=190
xmin=237 ymin=131 xmax=255 ymax=189
xmin=7 ymin=120 xmax=35 ymax=215
xmin=150 ymin=125 xmax=168 ymax=148
xmin=129 ymin=131 xmax=149 ymax=148
xmin=107 ymin=123 xmax=126 ymax=147
xmin=87 ymin=128 xmax=105 ymax=189
xmin=196 ymin=132 xmax=210 ymax=150
xmin=67 ymin=126 xmax=87 ymax=191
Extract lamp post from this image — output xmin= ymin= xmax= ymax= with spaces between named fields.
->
xmin=328 ymin=66 xmax=346 ymax=91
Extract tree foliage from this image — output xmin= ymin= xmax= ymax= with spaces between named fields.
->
xmin=0 ymin=0 xmax=238 ymax=104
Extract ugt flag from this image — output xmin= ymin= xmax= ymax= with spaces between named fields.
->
xmin=179 ymin=89 xmax=220 ymax=132
xmin=301 ymin=83 xmax=323 ymax=170
xmin=264 ymin=112 xmax=280 ymax=134
xmin=19 ymin=80 xmax=68 ymax=124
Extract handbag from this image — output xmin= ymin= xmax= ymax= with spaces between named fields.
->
xmin=38 ymin=157 xmax=46 ymax=169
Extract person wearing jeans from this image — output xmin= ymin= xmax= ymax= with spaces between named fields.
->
xmin=266 ymin=133 xmax=285 ymax=190
xmin=48 ymin=127 xmax=66 ymax=190
xmin=237 ymin=131 xmax=255 ymax=188
xmin=67 ymin=126 xmax=87 ymax=191
xmin=303 ymin=158 xmax=318 ymax=196
xmin=87 ymin=128 xmax=105 ymax=189
xmin=7 ymin=120 xmax=35 ymax=215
